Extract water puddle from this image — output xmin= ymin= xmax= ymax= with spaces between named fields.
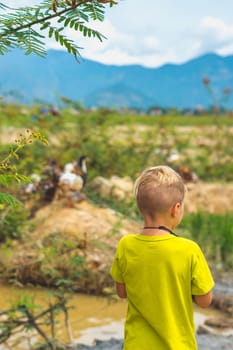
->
xmin=0 ymin=283 xmax=230 ymax=348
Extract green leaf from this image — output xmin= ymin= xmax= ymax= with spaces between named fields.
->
xmin=48 ymin=27 xmax=54 ymax=38
xmin=0 ymin=174 xmax=14 ymax=187
xmin=78 ymin=10 xmax=89 ymax=22
xmin=35 ymin=7 xmax=40 ymax=17
xmin=15 ymin=174 xmax=31 ymax=183
xmin=83 ymin=26 xmax=87 ymax=37
xmin=40 ymin=21 xmax=51 ymax=30
xmin=55 ymin=31 xmax=59 ymax=42
xmin=70 ymin=20 xmax=75 ymax=28
xmin=25 ymin=48 xmax=32 ymax=55
xmin=0 ymin=192 xmax=22 ymax=207
xmin=74 ymin=22 xmax=79 ymax=30
xmin=67 ymin=43 xmax=71 ymax=53
xmin=59 ymin=36 xmax=64 ymax=46
xmin=64 ymin=17 xmax=71 ymax=27
xmin=57 ymin=16 xmax=66 ymax=23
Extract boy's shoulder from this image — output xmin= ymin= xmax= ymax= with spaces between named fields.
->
xmin=119 ymin=233 xmax=137 ymax=242
xmin=117 ymin=233 xmax=138 ymax=245
xmin=119 ymin=234 xmax=201 ymax=249
xmin=176 ymin=236 xmax=198 ymax=245
xmin=174 ymin=236 xmax=204 ymax=257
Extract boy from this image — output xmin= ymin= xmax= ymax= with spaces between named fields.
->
xmin=110 ymin=165 xmax=214 ymax=350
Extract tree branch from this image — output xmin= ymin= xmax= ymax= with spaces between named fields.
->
xmin=0 ymin=2 xmax=84 ymax=38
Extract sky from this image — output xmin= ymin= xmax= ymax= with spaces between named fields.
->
xmin=6 ymin=0 xmax=233 ymax=67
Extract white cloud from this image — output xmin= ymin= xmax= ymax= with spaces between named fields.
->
xmin=218 ymin=43 xmax=233 ymax=56
xmin=194 ymin=16 xmax=233 ymax=55
xmin=144 ymin=36 xmax=160 ymax=50
xmin=200 ymin=16 xmax=233 ymax=42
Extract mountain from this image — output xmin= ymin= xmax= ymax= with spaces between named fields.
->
xmin=1 ymin=49 xmax=233 ymax=109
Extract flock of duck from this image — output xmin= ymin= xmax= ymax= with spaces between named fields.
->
xmin=22 ymin=155 xmax=88 ymax=206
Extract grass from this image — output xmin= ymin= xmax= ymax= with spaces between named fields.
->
xmin=179 ymin=212 xmax=233 ymax=268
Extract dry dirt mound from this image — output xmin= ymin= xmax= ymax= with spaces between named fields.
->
xmin=32 ymin=200 xmax=139 ymax=243
xmin=6 ymin=199 xmax=140 ymax=293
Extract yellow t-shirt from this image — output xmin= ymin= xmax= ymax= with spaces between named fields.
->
xmin=110 ymin=233 xmax=215 ymax=350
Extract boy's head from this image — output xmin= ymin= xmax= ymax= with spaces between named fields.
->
xmin=134 ymin=165 xmax=185 ymax=220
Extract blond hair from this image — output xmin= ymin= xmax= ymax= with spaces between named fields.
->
xmin=134 ymin=165 xmax=185 ymax=219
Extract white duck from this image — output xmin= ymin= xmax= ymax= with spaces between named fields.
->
xmin=59 ymin=156 xmax=87 ymax=192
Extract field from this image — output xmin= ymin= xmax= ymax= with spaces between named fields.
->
xmin=0 ymin=104 xmax=233 ymax=280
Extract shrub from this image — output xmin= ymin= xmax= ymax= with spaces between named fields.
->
xmin=0 ymin=205 xmax=29 ymax=242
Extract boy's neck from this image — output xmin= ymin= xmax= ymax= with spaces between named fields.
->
xmin=142 ymin=219 xmax=175 ymax=236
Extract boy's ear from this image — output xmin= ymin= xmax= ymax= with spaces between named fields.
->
xmin=171 ymin=202 xmax=180 ymax=217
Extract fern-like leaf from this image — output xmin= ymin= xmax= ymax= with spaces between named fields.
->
xmin=0 ymin=192 xmax=21 ymax=207
xmin=0 ymin=174 xmax=17 ymax=187
xmin=0 ymin=0 xmax=117 ymax=59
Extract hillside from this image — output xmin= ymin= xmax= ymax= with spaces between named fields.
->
xmin=1 ymin=50 xmax=233 ymax=108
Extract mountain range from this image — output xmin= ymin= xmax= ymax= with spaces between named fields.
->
xmin=1 ymin=49 xmax=233 ymax=109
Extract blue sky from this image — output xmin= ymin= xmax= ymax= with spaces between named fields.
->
xmin=8 ymin=1 xmax=233 ymax=67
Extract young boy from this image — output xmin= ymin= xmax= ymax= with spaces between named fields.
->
xmin=110 ymin=165 xmax=214 ymax=350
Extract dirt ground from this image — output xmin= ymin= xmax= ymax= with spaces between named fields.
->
xmin=185 ymin=182 xmax=233 ymax=214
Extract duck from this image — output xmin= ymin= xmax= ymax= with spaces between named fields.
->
xmin=58 ymin=155 xmax=87 ymax=192
xmin=73 ymin=155 xmax=88 ymax=188
xmin=177 ymin=166 xmax=199 ymax=183
xmin=39 ymin=158 xmax=62 ymax=202
xmin=22 ymin=173 xmax=41 ymax=195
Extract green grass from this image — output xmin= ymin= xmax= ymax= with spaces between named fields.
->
xmin=179 ymin=212 xmax=233 ymax=268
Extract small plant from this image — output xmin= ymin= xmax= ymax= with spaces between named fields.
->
xmin=0 ymin=129 xmax=48 ymax=207
xmin=0 ymin=287 xmax=74 ymax=349
xmin=202 ymin=76 xmax=232 ymax=112
xmin=0 ymin=205 xmax=29 ymax=242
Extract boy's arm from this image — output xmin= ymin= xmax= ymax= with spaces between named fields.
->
xmin=191 ymin=243 xmax=215 ymax=308
xmin=193 ymin=290 xmax=213 ymax=308
xmin=116 ymin=282 xmax=127 ymax=298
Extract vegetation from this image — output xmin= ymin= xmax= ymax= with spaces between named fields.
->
xmin=0 ymin=205 xmax=29 ymax=242
xmin=0 ymin=0 xmax=117 ymax=59
xmin=0 ymin=129 xmax=48 ymax=207
xmin=180 ymin=213 xmax=233 ymax=268
xmin=0 ymin=104 xmax=233 ymax=267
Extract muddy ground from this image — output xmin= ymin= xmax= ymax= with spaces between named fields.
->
xmin=75 ymin=335 xmax=233 ymax=350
